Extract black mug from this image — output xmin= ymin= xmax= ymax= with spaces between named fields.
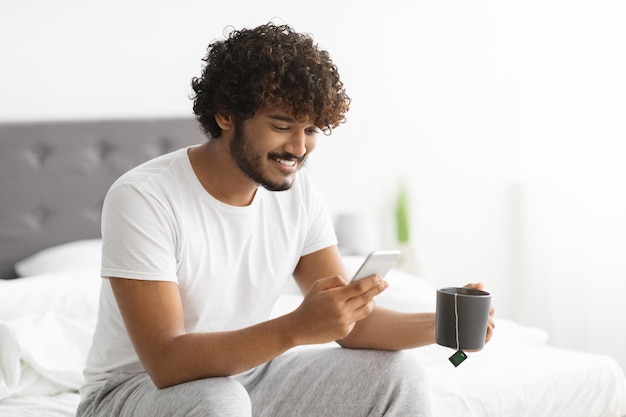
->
xmin=436 ymin=287 xmax=491 ymax=351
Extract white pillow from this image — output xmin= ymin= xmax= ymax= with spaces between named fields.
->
xmin=376 ymin=268 xmax=437 ymax=312
xmin=14 ymin=239 xmax=102 ymax=277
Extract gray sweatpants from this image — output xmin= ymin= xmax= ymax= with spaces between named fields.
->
xmin=76 ymin=346 xmax=432 ymax=417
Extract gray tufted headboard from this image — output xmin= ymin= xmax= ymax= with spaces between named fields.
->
xmin=0 ymin=117 xmax=206 ymax=279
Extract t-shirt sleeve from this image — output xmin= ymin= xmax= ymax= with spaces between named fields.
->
xmin=100 ymin=182 xmax=179 ymax=282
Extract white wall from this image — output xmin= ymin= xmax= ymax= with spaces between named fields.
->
xmin=512 ymin=1 xmax=626 ymax=369
xmin=2 ymin=0 xmax=625 ymax=370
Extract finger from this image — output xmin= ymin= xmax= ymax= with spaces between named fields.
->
xmin=485 ymin=314 xmax=496 ymax=340
xmin=347 ymin=290 xmax=387 ymax=326
xmin=310 ymin=275 xmax=348 ymax=292
xmin=463 ymin=282 xmax=485 ymax=290
xmin=486 ymin=321 xmax=495 ymax=342
xmin=350 ymin=298 xmax=377 ymax=321
xmin=348 ymin=279 xmax=388 ymax=304
xmin=347 ymin=274 xmax=387 ymax=295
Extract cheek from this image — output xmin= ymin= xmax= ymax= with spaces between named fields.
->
xmin=305 ymin=137 xmax=317 ymax=154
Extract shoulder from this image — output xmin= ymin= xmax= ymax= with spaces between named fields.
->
xmin=102 ymin=148 xmax=193 ymax=217
xmin=105 ymin=148 xmax=192 ymax=199
xmin=111 ymin=148 xmax=188 ymax=189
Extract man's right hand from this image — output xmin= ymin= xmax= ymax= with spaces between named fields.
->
xmin=288 ymin=274 xmax=388 ymax=345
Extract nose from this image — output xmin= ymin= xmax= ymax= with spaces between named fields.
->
xmin=285 ymin=130 xmax=307 ymax=158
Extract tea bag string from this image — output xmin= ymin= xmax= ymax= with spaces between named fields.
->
xmin=454 ymin=293 xmax=459 ymax=351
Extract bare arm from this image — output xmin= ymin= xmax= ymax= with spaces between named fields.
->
xmin=293 ymin=246 xmax=434 ymax=349
xmin=293 ymin=247 xmax=495 ymax=350
xmin=339 ymin=283 xmax=496 ymax=350
xmin=110 ymin=278 xmax=303 ymax=388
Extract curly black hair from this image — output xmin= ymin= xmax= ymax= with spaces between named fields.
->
xmin=191 ymin=22 xmax=351 ymax=138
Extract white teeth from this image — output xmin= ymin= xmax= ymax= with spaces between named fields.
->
xmin=276 ymin=158 xmax=296 ymax=167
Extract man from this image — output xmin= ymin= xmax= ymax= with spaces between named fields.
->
xmin=77 ymin=22 xmax=494 ymax=417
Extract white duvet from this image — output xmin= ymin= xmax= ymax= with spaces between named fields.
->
xmin=0 ymin=313 xmax=91 ymax=399
xmin=1 ymin=252 xmax=625 ymax=417
xmin=0 ymin=269 xmax=100 ymax=415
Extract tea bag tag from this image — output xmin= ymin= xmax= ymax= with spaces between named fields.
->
xmin=449 ymin=349 xmax=467 ymax=367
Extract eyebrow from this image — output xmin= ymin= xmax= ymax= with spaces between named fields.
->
xmin=268 ymin=114 xmax=318 ymax=130
xmin=268 ymin=114 xmax=296 ymax=123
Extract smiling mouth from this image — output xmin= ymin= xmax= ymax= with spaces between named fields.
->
xmin=270 ymin=153 xmax=306 ymax=169
xmin=274 ymin=157 xmax=297 ymax=167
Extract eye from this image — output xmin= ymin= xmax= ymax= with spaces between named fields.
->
xmin=272 ymin=124 xmax=290 ymax=132
xmin=305 ymin=128 xmax=320 ymax=135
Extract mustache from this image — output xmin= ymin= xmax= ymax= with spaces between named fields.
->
xmin=269 ymin=152 xmax=307 ymax=163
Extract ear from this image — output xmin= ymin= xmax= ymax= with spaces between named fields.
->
xmin=215 ymin=111 xmax=234 ymax=132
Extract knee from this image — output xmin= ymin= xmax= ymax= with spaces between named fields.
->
xmin=344 ymin=350 xmax=430 ymax=390
xmin=184 ymin=377 xmax=251 ymax=417
xmin=353 ymin=351 xmax=430 ymax=397
xmin=339 ymin=350 xmax=432 ymax=416
xmin=372 ymin=351 xmax=433 ymax=415
xmin=384 ymin=350 xmax=427 ymax=374
xmin=384 ymin=352 xmax=431 ymax=397
xmin=382 ymin=350 xmax=429 ymax=386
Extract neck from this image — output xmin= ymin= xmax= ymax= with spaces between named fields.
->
xmin=188 ymin=140 xmax=258 ymax=207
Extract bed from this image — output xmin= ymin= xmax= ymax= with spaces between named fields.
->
xmin=1 ymin=118 xmax=625 ymax=417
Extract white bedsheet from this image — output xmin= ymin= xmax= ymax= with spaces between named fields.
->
xmin=0 ymin=313 xmax=91 ymax=403
xmin=420 ymin=323 xmax=626 ymax=417
xmin=0 ymin=392 xmax=80 ymax=417
xmin=0 ymin=269 xmax=99 ymax=416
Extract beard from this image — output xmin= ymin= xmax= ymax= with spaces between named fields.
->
xmin=229 ymin=124 xmax=306 ymax=192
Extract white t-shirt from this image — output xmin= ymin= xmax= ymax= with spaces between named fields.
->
xmin=81 ymin=147 xmax=337 ymax=399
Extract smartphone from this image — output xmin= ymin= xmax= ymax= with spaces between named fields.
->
xmin=351 ymin=250 xmax=401 ymax=282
